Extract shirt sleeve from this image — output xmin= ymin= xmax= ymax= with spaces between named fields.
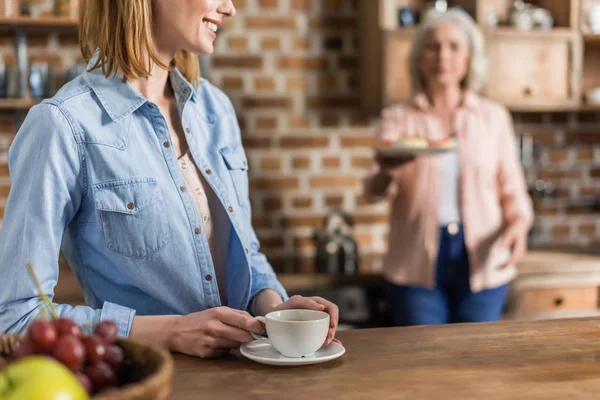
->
xmin=497 ymin=107 xmax=534 ymax=228
xmin=363 ymin=105 xmax=406 ymax=203
xmin=0 ymin=102 xmax=136 ymax=337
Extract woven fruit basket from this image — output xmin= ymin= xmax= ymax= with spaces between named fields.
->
xmin=0 ymin=334 xmax=174 ymax=399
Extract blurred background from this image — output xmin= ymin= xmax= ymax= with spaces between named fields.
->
xmin=2 ymin=0 xmax=600 ymax=329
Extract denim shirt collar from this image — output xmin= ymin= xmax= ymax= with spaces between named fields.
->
xmin=83 ymin=51 xmax=197 ymax=122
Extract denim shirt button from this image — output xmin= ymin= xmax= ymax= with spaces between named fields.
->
xmin=205 ymin=275 xmax=213 ymax=281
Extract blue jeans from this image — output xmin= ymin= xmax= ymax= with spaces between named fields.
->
xmin=386 ymin=224 xmax=508 ymax=326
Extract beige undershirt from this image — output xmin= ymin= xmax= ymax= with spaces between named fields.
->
xmin=176 ymin=151 xmax=230 ymax=305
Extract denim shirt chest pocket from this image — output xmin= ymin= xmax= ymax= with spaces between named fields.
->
xmin=219 ymin=144 xmax=250 ymax=210
xmin=92 ymin=178 xmax=172 ymax=259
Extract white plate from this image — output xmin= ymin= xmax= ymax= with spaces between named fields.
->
xmin=376 ymin=145 xmax=457 ymax=157
xmin=240 ymin=340 xmax=346 ymax=367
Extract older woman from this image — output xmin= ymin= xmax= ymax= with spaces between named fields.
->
xmin=364 ymin=9 xmax=533 ymax=326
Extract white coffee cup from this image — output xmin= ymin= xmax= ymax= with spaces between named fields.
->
xmin=251 ymin=309 xmax=330 ymax=358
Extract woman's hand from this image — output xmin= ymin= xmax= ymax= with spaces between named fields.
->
xmin=167 ymin=307 xmax=264 ymax=359
xmin=375 ymin=153 xmax=415 ymax=172
xmin=271 ymin=295 xmax=340 ymax=346
xmin=503 ymin=220 xmax=529 ymax=267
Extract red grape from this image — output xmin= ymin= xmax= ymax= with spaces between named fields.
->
xmin=10 ymin=338 xmax=33 ymax=360
xmin=28 ymin=319 xmax=58 ymax=352
xmin=87 ymin=362 xmax=117 ymax=391
xmin=54 ymin=335 xmax=86 ymax=371
xmin=75 ymin=371 xmax=93 ymax=395
xmin=104 ymin=345 xmax=124 ymax=369
xmin=54 ymin=318 xmax=82 ymax=337
xmin=83 ymin=335 xmax=106 ymax=364
xmin=94 ymin=321 xmax=118 ymax=344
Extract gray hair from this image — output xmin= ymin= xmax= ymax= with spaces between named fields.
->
xmin=408 ymin=8 xmax=487 ymax=93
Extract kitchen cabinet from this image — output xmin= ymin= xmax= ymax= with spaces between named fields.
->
xmin=506 ymin=249 xmax=600 ymax=320
xmin=359 ymin=0 xmax=591 ymax=114
xmin=484 ymin=29 xmax=580 ymax=110
xmin=382 ymin=29 xmax=414 ymax=104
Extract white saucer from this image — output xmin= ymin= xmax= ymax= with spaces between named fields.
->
xmin=240 ymin=341 xmax=346 ymax=366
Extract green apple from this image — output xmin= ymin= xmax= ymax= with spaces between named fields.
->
xmin=0 ymin=356 xmax=89 ymax=400
xmin=0 ymin=373 xmax=8 ymax=396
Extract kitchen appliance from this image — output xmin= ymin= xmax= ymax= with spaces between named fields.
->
xmin=312 ymin=209 xmax=359 ymax=276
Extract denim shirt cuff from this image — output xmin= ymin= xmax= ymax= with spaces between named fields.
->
xmin=249 ymin=275 xmax=289 ymax=316
xmin=100 ymin=301 xmax=137 ymax=337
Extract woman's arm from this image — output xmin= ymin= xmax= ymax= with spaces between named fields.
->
xmin=497 ymin=108 xmax=534 ymax=228
xmin=0 ymin=103 xmax=135 ymax=336
xmin=497 ymin=108 xmax=534 ymax=265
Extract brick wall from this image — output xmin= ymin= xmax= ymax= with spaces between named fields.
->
xmin=514 ymin=112 xmax=600 ymax=249
xmin=1 ymin=1 xmax=599 ymax=278
xmin=209 ymin=0 xmax=390 ymax=273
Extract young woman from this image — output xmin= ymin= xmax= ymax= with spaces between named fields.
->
xmin=0 ymin=0 xmax=338 ymax=359
xmin=364 ymin=9 xmax=533 ymax=326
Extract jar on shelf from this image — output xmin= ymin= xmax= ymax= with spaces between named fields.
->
xmin=54 ymin=0 xmax=78 ymax=18
xmin=20 ymin=0 xmax=51 ymax=18
xmin=0 ymin=0 xmax=20 ymax=17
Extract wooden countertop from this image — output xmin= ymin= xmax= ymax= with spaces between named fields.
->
xmin=171 ymin=317 xmax=600 ymax=399
xmin=277 ymin=249 xmax=600 ymax=292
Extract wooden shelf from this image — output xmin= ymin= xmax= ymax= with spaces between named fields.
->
xmin=383 ymin=27 xmax=416 ymax=36
xmin=484 ymin=27 xmax=576 ymax=39
xmin=0 ymin=16 xmax=78 ymax=35
xmin=584 ymin=34 xmax=600 ymax=43
xmin=0 ymin=98 xmax=41 ymax=110
xmin=506 ymin=102 xmax=581 ymax=112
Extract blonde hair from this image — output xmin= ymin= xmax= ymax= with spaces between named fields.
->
xmin=79 ymin=0 xmax=200 ymax=86
xmin=408 ymin=9 xmax=486 ymax=93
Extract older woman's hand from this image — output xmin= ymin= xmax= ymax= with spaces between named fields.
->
xmin=375 ymin=153 xmax=415 ymax=171
xmin=503 ymin=220 xmax=529 ymax=267
xmin=271 ymin=295 xmax=339 ymax=346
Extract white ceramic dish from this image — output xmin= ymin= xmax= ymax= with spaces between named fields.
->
xmin=240 ymin=341 xmax=346 ymax=367
xmin=376 ymin=145 xmax=457 ymax=157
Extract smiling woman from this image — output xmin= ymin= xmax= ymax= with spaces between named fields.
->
xmin=0 ymin=0 xmax=339 ymax=360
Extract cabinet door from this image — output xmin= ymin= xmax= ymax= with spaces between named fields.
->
xmin=485 ymin=32 xmax=577 ymax=110
xmin=516 ymin=287 xmax=598 ymax=314
xmin=382 ymin=30 xmax=414 ymax=106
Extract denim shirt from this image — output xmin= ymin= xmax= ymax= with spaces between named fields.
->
xmin=0 ymin=57 xmax=288 ymax=336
